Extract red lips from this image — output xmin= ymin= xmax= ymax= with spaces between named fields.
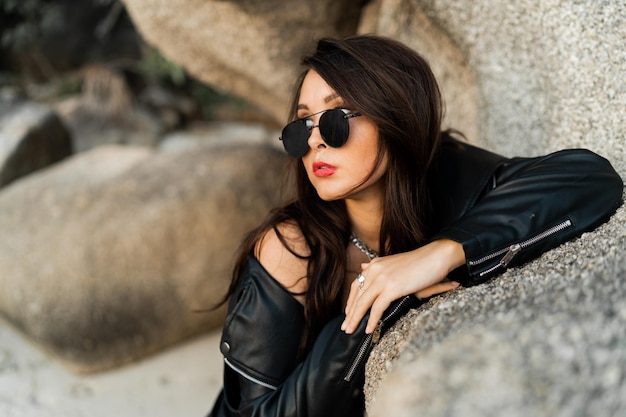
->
xmin=312 ymin=161 xmax=337 ymax=177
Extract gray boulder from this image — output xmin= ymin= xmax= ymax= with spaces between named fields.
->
xmin=0 ymin=97 xmax=72 ymax=188
xmin=367 ymin=0 xmax=626 ymax=160
xmin=367 ymin=207 xmax=626 ymax=416
xmin=0 ymin=143 xmax=289 ymax=373
xmin=120 ymin=0 xmax=364 ymax=122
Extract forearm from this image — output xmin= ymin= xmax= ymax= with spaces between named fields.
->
xmin=435 ymin=148 xmax=623 ymax=284
xmin=413 ymin=239 xmax=465 ymax=299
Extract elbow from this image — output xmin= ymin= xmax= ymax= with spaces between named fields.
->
xmin=586 ymin=150 xmax=623 ymax=208
xmin=574 ymin=149 xmax=624 ymax=226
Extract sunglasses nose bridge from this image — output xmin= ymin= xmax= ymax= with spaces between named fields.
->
xmin=307 ymin=121 xmax=329 ymax=154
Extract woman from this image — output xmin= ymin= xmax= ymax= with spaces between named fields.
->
xmin=207 ymin=35 xmax=623 ymax=417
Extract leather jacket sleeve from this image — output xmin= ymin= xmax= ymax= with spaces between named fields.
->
xmin=208 ymin=257 xmax=373 ymax=417
xmin=430 ymin=137 xmax=624 ymax=285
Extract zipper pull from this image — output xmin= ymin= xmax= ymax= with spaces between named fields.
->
xmin=500 ymin=243 xmax=521 ymax=267
xmin=371 ymin=320 xmax=384 ymax=345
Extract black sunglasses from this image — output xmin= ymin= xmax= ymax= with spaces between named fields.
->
xmin=279 ymin=108 xmax=361 ymax=158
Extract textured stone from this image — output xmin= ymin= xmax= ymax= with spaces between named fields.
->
xmin=0 ymin=143 xmax=289 ymax=373
xmin=367 ymin=206 xmax=626 ymax=416
xmin=392 ymin=0 xmax=626 ymax=162
xmin=120 ymin=0 xmax=364 ymax=123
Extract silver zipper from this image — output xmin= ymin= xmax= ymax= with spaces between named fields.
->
xmin=343 ymin=295 xmax=413 ymax=382
xmin=469 ymin=219 xmax=573 ymax=278
xmin=343 ymin=333 xmax=374 ymax=382
xmin=224 ymin=357 xmax=279 ymax=390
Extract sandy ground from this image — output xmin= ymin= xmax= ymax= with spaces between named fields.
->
xmin=0 ymin=319 xmax=223 ymax=417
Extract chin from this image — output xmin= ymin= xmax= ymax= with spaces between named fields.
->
xmin=314 ymin=188 xmax=350 ymax=202
xmin=315 ymin=192 xmax=338 ymax=202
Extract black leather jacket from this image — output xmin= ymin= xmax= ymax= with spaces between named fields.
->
xmin=208 ymin=138 xmax=623 ymax=417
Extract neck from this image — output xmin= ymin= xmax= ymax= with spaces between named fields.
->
xmin=345 ymin=197 xmax=383 ymax=253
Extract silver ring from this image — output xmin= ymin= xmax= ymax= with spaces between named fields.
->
xmin=357 ymin=273 xmax=365 ymax=290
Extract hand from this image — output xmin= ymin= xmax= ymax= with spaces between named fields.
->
xmin=341 ymin=239 xmax=465 ymax=334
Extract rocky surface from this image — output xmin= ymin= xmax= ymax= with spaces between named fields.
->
xmin=366 ymin=202 xmax=626 ymax=416
xmin=361 ymin=0 xmax=626 ymax=162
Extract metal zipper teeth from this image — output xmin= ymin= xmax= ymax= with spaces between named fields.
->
xmin=343 ymin=333 xmax=374 ymax=382
xmin=470 ymin=219 xmax=573 ymax=277
xmin=343 ymin=295 xmax=413 ymax=382
xmin=224 ymin=357 xmax=279 ymax=391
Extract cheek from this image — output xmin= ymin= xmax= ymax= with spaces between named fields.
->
xmin=352 ymin=125 xmax=382 ymax=164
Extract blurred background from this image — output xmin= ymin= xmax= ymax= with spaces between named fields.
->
xmin=0 ymin=0 xmax=275 ymax=142
xmin=1 ymin=1 xmax=282 ymax=416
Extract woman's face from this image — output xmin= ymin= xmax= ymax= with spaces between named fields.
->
xmin=299 ymin=70 xmax=387 ymax=202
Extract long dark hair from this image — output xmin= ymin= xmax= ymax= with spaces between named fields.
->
xmin=228 ymin=35 xmax=444 ymax=354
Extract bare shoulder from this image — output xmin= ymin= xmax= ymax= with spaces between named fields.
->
xmin=255 ymin=221 xmax=309 ymax=304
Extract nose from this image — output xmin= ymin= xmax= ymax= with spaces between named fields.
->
xmin=307 ymin=124 xmax=327 ymax=152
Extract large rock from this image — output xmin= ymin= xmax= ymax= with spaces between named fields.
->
xmin=120 ymin=0 xmax=364 ymax=123
xmin=371 ymin=0 xmax=626 ymax=161
xmin=0 ymin=143 xmax=289 ymax=373
xmin=0 ymin=97 xmax=72 ymax=188
xmin=366 ymin=207 xmax=626 ymax=416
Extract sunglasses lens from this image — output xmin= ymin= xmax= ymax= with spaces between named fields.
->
xmin=281 ymin=120 xmax=310 ymax=158
xmin=319 ymin=109 xmax=350 ymax=148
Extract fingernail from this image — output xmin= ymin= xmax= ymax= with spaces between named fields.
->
xmin=341 ymin=321 xmax=346 ymax=331
xmin=452 ymin=281 xmax=461 ymax=287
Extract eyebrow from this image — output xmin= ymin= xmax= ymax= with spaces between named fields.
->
xmin=296 ymin=93 xmax=342 ymax=110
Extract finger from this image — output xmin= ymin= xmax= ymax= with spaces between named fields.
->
xmin=344 ymin=277 xmax=360 ymax=314
xmin=346 ymin=271 xmax=367 ymax=311
xmin=342 ymin=276 xmax=366 ymax=330
xmin=416 ymin=281 xmax=460 ymax=299
xmin=344 ymin=285 xmax=366 ymax=329
xmin=365 ymin=297 xmax=392 ymax=334
xmin=343 ymin=287 xmax=379 ymax=334
xmin=344 ymin=263 xmax=370 ymax=314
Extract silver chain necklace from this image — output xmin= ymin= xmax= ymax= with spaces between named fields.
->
xmin=349 ymin=233 xmax=378 ymax=260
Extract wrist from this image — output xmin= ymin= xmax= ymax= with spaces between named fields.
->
xmin=433 ymin=239 xmax=466 ymax=273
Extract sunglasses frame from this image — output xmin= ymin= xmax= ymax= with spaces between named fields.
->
xmin=279 ymin=108 xmax=361 ymax=158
